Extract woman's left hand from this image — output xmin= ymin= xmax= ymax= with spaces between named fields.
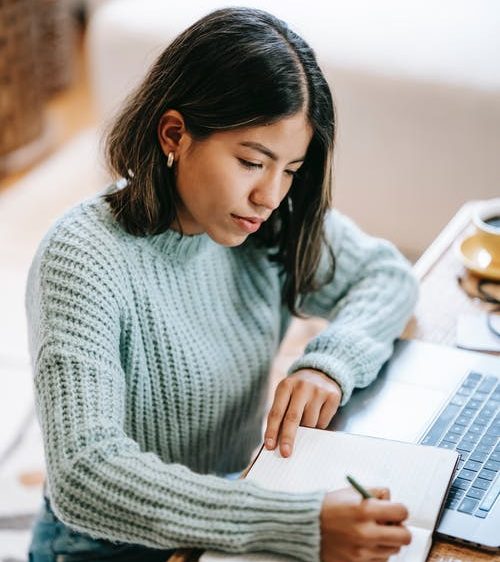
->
xmin=264 ymin=369 xmax=342 ymax=457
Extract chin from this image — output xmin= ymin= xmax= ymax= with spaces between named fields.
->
xmin=208 ymin=228 xmax=248 ymax=247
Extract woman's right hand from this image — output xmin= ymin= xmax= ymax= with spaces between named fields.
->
xmin=320 ymin=487 xmax=412 ymax=562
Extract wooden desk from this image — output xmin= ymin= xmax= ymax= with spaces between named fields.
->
xmin=170 ymin=202 xmax=499 ymax=562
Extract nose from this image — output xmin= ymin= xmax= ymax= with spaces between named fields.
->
xmin=249 ymin=172 xmax=286 ymax=212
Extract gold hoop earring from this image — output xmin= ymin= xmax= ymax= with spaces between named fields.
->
xmin=167 ymin=152 xmax=174 ymax=168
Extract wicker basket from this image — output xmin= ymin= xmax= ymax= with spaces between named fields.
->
xmin=0 ymin=0 xmax=75 ymax=175
xmin=38 ymin=0 xmax=74 ymax=95
xmin=0 ymin=0 xmax=44 ymax=157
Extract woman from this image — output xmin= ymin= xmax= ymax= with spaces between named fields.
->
xmin=27 ymin=7 xmax=418 ymax=562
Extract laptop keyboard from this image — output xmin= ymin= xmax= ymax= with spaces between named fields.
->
xmin=419 ymin=371 xmax=500 ymax=518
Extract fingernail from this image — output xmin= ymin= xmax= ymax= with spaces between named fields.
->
xmin=265 ymin=438 xmax=274 ymax=449
xmin=281 ymin=444 xmax=290 ymax=456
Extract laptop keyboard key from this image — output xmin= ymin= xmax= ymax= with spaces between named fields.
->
xmin=466 ymin=487 xmax=486 ymax=500
xmin=476 ymin=414 xmax=492 ymax=426
xmin=451 ymin=395 xmax=468 ymax=407
xmin=480 ymin=406 xmax=496 ymax=419
xmin=490 ymin=451 xmax=500 ymax=462
xmin=444 ymin=432 xmax=461 ymax=444
xmin=458 ymin=498 xmax=479 ymax=514
xmin=478 ymin=476 xmax=500 ymax=511
xmin=439 ymin=441 xmax=457 ymax=450
xmin=453 ymin=478 xmax=471 ymax=490
xmin=462 ymin=408 xmax=476 ymax=418
xmin=457 ymin=441 xmax=474 ymax=453
xmin=446 ymin=497 xmax=461 ymax=510
xmin=486 ymin=424 xmax=500 ymax=437
xmin=472 ymin=477 xmax=490 ymax=491
xmin=448 ymin=487 xmax=465 ymax=499
xmin=484 ymin=459 xmax=499 ymax=472
xmin=421 ymin=404 xmax=461 ymax=445
xmin=478 ymin=377 xmax=497 ymax=393
xmin=458 ymin=469 xmax=476 ymax=481
xmin=479 ymin=435 xmax=498 ymax=447
xmin=478 ymin=468 xmax=496 ymax=481
xmin=455 ymin=415 xmax=473 ymax=426
xmin=464 ymin=431 xmax=482 ymax=442
xmin=464 ymin=460 xmax=482 ymax=471
xmin=466 ymin=399 xmax=483 ymax=410
xmin=470 ymin=450 xmax=489 ymax=463
xmin=475 ymin=443 xmax=494 ymax=454
xmin=421 ymin=434 xmax=439 ymax=446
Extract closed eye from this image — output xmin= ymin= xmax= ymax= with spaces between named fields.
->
xmin=238 ymin=158 xmax=300 ymax=178
xmin=238 ymin=158 xmax=262 ymax=170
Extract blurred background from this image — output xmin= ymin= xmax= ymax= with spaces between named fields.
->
xmin=0 ymin=1 xmax=499 ymax=558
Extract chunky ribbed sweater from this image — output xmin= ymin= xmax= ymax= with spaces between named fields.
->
xmin=26 ymin=192 xmax=418 ymax=561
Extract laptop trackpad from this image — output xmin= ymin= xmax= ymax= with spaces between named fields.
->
xmin=330 ymin=380 xmax=449 ymax=443
xmin=328 ymin=339 xmax=473 ymax=443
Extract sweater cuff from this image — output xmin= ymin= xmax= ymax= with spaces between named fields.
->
xmin=287 ymin=351 xmax=357 ymax=406
xmin=232 ymin=481 xmax=324 ymax=562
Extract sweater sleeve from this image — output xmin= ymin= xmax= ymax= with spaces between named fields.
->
xmin=26 ymin=223 xmax=324 ymax=561
xmin=288 ymin=210 xmax=419 ymax=405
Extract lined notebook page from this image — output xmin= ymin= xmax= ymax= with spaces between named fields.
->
xmin=201 ymin=427 xmax=457 ymax=562
xmin=247 ymin=428 xmax=457 ymax=529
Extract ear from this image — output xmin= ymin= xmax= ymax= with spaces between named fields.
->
xmin=157 ymin=109 xmax=190 ymax=157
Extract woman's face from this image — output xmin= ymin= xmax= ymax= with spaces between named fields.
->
xmin=169 ymin=111 xmax=313 ymax=246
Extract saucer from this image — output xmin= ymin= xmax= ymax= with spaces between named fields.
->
xmin=457 ymin=234 xmax=500 ymax=281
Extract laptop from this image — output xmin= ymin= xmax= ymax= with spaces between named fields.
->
xmin=330 ymin=338 xmax=499 ymax=551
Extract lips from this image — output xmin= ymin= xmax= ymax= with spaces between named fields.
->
xmin=231 ymin=214 xmax=265 ymax=234
xmin=233 ymin=215 xmax=265 ymax=224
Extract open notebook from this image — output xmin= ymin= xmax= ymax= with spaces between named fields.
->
xmin=201 ymin=427 xmax=459 ymax=562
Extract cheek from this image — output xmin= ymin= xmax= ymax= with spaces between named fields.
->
xmin=175 ymin=159 xmax=212 ymax=207
xmin=177 ymin=153 xmax=252 ymax=213
xmin=209 ymin=165 xmax=251 ymax=206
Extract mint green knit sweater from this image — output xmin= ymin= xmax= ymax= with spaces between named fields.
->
xmin=26 ymin=192 xmax=418 ymax=561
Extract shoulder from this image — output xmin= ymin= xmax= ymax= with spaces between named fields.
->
xmin=44 ymin=191 xmax=122 ymax=248
xmin=315 ymin=208 xmax=415 ymax=284
xmin=323 ymin=208 xmax=397 ymax=257
xmin=29 ymin=191 xmax=127 ymax=290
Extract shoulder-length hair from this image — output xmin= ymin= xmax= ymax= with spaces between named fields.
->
xmin=103 ymin=7 xmax=336 ymax=317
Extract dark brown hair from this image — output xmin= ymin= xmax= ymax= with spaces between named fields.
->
xmin=103 ymin=7 xmax=336 ymax=316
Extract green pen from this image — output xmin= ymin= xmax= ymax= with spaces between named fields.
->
xmin=346 ymin=474 xmax=373 ymax=500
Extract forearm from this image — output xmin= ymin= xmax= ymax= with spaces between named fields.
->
xmin=288 ymin=240 xmax=419 ymax=404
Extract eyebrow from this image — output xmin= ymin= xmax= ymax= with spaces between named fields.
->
xmin=239 ymin=141 xmax=306 ymax=164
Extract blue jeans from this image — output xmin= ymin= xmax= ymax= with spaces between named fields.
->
xmin=28 ymin=496 xmax=176 ymax=562
xmin=29 ymin=472 xmax=241 ymax=561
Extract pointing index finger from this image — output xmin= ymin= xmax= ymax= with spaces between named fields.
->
xmin=264 ymin=381 xmax=292 ymax=449
xmin=278 ymin=391 xmax=310 ymax=457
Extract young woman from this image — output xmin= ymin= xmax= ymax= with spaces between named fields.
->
xmin=27 ymin=7 xmax=418 ymax=562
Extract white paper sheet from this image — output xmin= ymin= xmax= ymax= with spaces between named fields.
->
xmin=456 ymin=312 xmax=500 ymax=352
xmin=202 ymin=428 xmax=457 ymax=562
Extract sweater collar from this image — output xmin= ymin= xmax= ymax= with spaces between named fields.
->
xmin=146 ymin=228 xmax=215 ymax=260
